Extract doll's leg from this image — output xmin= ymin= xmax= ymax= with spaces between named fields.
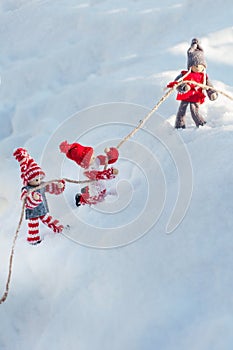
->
xmin=75 ymin=186 xmax=89 ymax=207
xmin=175 ymin=101 xmax=188 ymax=128
xmin=75 ymin=193 xmax=82 ymax=206
xmin=84 ymin=189 xmax=107 ymax=205
xmin=75 ymin=187 xmax=107 ymax=206
xmin=40 ymin=213 xmax=63 ymax=233
xmin=27 ymin=218 xmax=41 ymax=245
xmin=190 ymin=103 xmax=206 ymax=127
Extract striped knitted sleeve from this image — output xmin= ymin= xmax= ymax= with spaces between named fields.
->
xmin=45 ymin=180 xmax=65 ymax=195
xmin=84 ymin=168 xmax=116 ymax=180
xmin=21 ymin=188 xmax=43 ymax=209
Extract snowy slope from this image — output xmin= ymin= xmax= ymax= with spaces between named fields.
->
xmin=1 ymin=1 xmax=233 ymax=350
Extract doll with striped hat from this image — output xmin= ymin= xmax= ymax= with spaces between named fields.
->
xmin=13 ymin=148 xmax=65 ymax=245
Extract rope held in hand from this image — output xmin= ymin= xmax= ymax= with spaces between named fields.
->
xmin=117 ymin=81 xmax=233 ymax=149
xmin=1 ymin=80 xmax=232 ymax=305
xmin=0 ymin=178 xmax=94 ymax=304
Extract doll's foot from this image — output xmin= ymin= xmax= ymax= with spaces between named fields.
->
xmin=75 ymin=193 xmax=82 ymax=207
xmin=201 ymin=120 xmax=207 ymax=126
xmin=197 ymin=121 xmax=207 ymax=128
xmin=175 ymin=125 xmax=186 ymax=129
xmin=29 ymin=240 xmax=42 ymax=246
xmin=49 ymin=221 xmax=63 ymax=233
xmin=54 ymin=225 xmax=63 ymax=233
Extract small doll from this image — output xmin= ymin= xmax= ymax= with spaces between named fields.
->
xmin=167 ymin=38 xmax=218 ymax=128
xmin=59 ymin=141 xmax=119 ymax=206
xmin=13 ymin=148 xmax=65 ymax=245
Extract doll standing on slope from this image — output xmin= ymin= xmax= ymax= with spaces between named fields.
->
xmin=59 ymin=141 xmax=119 ymax=207
xmin=167 ymin=38 xmax=218 ymax=129
xmin=13 ymin=148 xmax=65 ymax=245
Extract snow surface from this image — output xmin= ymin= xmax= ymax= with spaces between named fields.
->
xmin=1 ymin=0 xmax=233 ymax=349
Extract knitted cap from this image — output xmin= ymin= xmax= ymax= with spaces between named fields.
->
xmin=187 ymin=38 xmax=207 ymax=69
xmin=13 ymin=148 xmax=45 ymax=185
xmin=105 ymin=147 xmax=119 ymax=164
xmin=59 ymin=141 xmax=94 ymax=169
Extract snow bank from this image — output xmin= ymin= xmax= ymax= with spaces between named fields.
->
xmin=1 ymin=1 xmax=233 ymax=349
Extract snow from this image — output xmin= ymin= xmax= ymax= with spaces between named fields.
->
xmin=1 ymin=0 xmax=233 ymax=349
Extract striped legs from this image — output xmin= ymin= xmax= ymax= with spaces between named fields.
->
xmin=27 ymin=218 xmax=41 ymax=245
xmin=27 ymin=214 xmax=63 ymax=245
xmin=40 ymin=214 xmax=64 ymax=233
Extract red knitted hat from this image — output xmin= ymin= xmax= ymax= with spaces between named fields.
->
xmin=105 ymin=147 xmax=119 ymax=164
xmin=13 ymin=148 xmax=45 ymax=185
xmin=59 ymin=141 xmax=94 ymax=169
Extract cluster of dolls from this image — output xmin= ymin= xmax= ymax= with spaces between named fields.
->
xmin=14 ymin=38 xmax=219 ymax=245
xmin=13 ymin=142 xmax=119 ymax=245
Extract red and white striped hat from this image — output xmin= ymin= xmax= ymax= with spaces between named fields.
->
xmin=13 ymin=148 xmax=45 ymax=185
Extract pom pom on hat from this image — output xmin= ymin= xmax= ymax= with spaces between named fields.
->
xmin=59 ymin=141 xmax=94 ymax=169
xmin=13 ymin=148 xmax=45 ymax=185
xmin=104 ymin=147 xmax=119 ymax=164
xmin=59 ymin=140 xmax=71 ymax=154
xmin=191 ymin=38 xmax=198 ymax=45
xmin=187 ymin=38 xmax=207 ymax=69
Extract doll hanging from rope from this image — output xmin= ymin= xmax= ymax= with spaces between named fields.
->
xmin=59 ymin=141 xmax=119 ymax=207
xmin=167 ymin=38 xmax=218 ymax=129
xmin=13 ymin=148 xmax=65 ymax=245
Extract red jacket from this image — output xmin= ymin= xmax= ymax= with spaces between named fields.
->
xmin=176 ymin=70 xmax=206 ymax=104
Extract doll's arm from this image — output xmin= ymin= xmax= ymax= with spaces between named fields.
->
xmin=206 ymin=76 xmax=218 ymax=101
xmin=21 ymin=188 xmax=43 ymax=209
xmin=95 ymin=147 xmax=119 ymax=167
xmin=84 ymin=168 xmax=118 ymax=180
xmin=176 ymin=83 xmax=191 ymax=93
xmin=167 ymin=73 xmax=190 ymax=92
xmin=45 ymin=180 xmax=65 ymax=195
xmin=104 ymin=147 xmax=119 ymax=165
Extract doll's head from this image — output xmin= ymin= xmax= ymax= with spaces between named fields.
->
xmin=187 ymin=38 xmax=207 ymax=70
xmin=28 ymin=177 xmax=42 ymax=187
xmin=13 ymin=148 xmax=45 ymax=186
xmin=191 ymin=64 xmax=205 ymax=73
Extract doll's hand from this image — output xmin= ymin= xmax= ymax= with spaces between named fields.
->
xmin=112 ymin=168 xmax=119 ymax=175
xmin=32 ymin=192 xmax=41 ymax=201
xmin=209 ymin=91 xmax=218 ymax=101
xmin=177 ymin=83 xmax=190 ymax=93
xmin=167 ymin=81 xmax=178 ymax=89
xmin=57 ymin=181 xmax=65 ymax=189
